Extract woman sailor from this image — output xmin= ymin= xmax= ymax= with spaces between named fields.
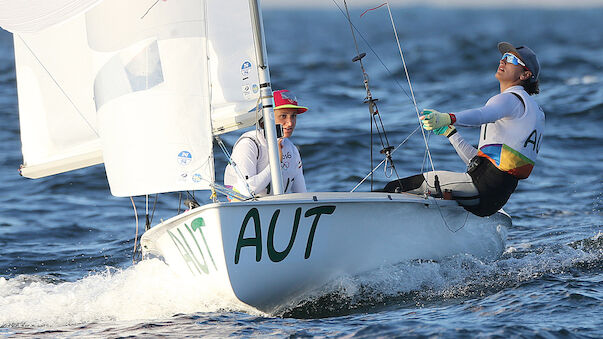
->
xmin=383 ymin=42 xmax=544 ymax=216
xmin=224 ymin=89 xmax=307 ymax=198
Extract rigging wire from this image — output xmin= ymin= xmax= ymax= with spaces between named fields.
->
xmin=342 ymin=1 xmax=374 ymax=189
xmin=383 ymin=2 xmax=436 ymax=174
xmin=143 ymin=194 xmax=158 ymax=230
xmin=145 ymin=194 xmax=150 ymax=231
xmin=336 ymin=1 xmax=469 ymax=232
xmin=330 ymin=0 xmax=420 ymax=113
xmin=351 ymin=125 xmax=420 ymax=192
xmin=342 ymin=0 xmax=404 ymax=191
xmin=333 ymin=0 xmax=436 ymax=178
xmin=178 ymin=192 xmax=182 ymax=214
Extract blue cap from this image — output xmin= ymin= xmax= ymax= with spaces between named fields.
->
xmin=498 ymin=42 xmax=540 ymax=83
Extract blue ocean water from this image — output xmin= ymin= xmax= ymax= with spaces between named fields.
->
xmin=1 ymin=6 xmax=602 ymax=338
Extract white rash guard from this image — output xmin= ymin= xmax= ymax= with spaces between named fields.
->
xmin=447 ymin=90 xmax=524 ymax=166
xmin=453 ymin=87 xmax=525 ymax=127
xmin=448 ymin=85 xmax=544 ymax=179
xmin=448 ymin=87 xmax=525 ymax=165
xmin=224 ymin=129 xmax=306 ymax=197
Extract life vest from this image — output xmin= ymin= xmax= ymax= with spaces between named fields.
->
xmin=477 ymin=86 xmax=545 ymax=179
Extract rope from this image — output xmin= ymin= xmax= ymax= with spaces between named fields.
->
xmin=383 ymin=3 xmax=436 ymax=174
xmin=380 ymin=3 xmax=469 ymax=231
xmin=360 ymin=3 xmax=387 ymax=18
xmin=130 ymin=196 xmax=140 ymax=264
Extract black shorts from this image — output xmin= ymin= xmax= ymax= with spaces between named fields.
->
xmin=465 ymin=156 xmax=519 ymax=217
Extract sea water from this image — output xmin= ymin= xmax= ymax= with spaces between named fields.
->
xmin=1 ymin=6 xmax=601 ymax=338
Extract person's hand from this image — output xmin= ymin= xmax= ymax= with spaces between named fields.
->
xmin=433 ymin=125 xmax=457 ymax=138
xmin=420 ymin=109 xmax=452 ymax=131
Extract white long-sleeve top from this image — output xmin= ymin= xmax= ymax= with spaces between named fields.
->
xmin=224 ymin=130 xmax=306 ymax=197
xmin=448 ymin=86 xmax=526 ymax=165
xmin=454 ymin=88 xmax=524 ymax=126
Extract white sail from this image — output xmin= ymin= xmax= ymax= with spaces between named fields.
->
xmin=85 ymin=0 xmax=214 ymax=197
xmin=14 ymin=15 xmax=102 ymax=179
xmin=8 ymin=0 xmax=264 ymax=196
xmin=206 ymin=0 xmax=262 ymax=135
xmin=0 ymin=0 xmax=102 ymax=33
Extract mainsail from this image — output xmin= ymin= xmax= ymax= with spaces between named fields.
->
xmin=2 ymin=0 xmax=262 ymax=197
xmin=13 ymin=15 xmax=101 ymax=180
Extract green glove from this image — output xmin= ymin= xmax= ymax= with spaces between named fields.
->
xmin=436 ymin=125 xmax=457 ymax=138
xmin=421 ymin=109 xmax=452 ymax=131
xmin=432 ymin=125 xmax=450 ymax=136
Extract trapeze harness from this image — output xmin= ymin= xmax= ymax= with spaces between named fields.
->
xmin=385 ymin=86 xmax=545 ymax=216
xmin=224 ymin=130 xmax=306 ymax=197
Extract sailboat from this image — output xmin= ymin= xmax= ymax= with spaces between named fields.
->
xmin=1 ymin=0 xmax=510 ymax=312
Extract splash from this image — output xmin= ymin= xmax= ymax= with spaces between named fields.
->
xmin=281 ymin=232 xmax=603 ymax=318
xmin=0 ymin=259 xmax=258 ymax=327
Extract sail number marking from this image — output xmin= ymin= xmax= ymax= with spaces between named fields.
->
xmin=234 ymin=205 xmax=336 ymax=264
xmin=167 ymin=217 xmax=217 ymax=276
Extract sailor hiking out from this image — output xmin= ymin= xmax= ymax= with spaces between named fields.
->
xmin=383 ymin=42 xmax=545 ymax=216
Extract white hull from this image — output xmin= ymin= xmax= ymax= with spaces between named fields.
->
xmin=141 ymin=192 xmax=509 ymax=312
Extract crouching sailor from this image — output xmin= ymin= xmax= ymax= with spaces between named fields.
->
xmin=383 ymin=42 xmax=545 ymax=216
xmin=224 ymin=89 xmax=307 ymax=199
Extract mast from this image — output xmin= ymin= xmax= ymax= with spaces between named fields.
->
xmin=248 ymin=0 xmax=284 ymax=195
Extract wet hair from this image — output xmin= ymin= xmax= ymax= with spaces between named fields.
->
xmin=521 ymin=79 xmax=540 ymax=95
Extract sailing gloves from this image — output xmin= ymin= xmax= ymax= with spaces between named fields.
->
xmin=436 ymin=125 xmax=457 ymax=138
xmin=420 ymin=109 xmax=457 ymax=138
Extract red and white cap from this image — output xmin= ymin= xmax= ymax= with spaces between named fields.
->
xmin=273 ymin=89 xmax=307 ymax=114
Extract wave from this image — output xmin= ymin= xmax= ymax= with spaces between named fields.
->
xmin=4 ymin=231 xmax=598 ymax=325
xmin=279 ymin=232 xmax=603 ymax=318
xmin=0 ymin=259 xmax=260 ymax=328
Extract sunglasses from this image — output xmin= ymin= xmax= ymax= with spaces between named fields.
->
xmin=501 ymin=53 xmax=529 ymax=70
